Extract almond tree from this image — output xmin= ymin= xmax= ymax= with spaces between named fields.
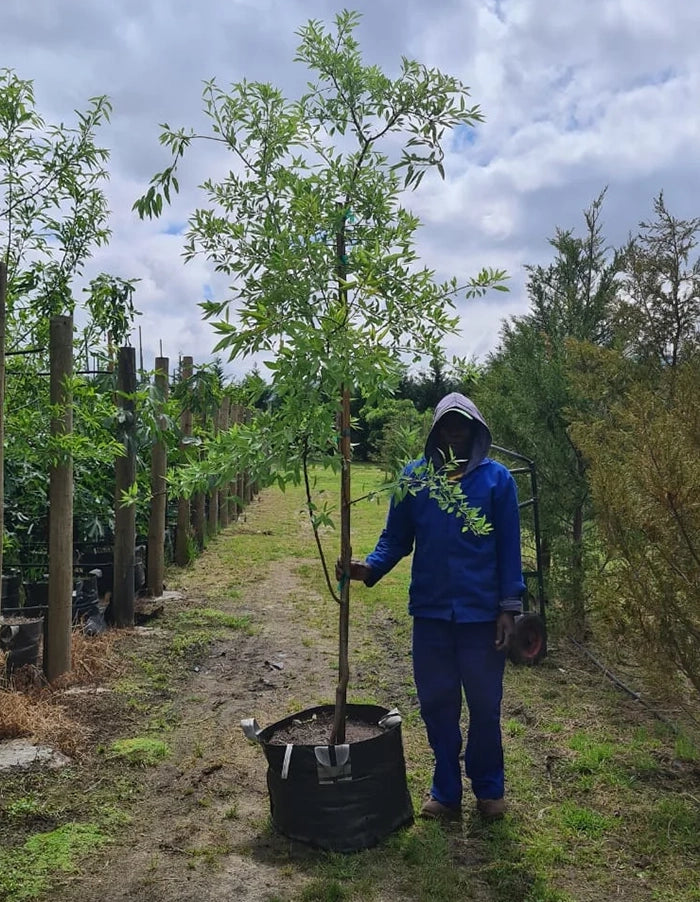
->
xmin=136 ymin=10 xmax=506 ymax=740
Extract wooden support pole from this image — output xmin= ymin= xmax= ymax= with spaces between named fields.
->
xmin=331 ymin=211 xmax=351 ymax=745
xmin=192 ymin=393 xmax=206 ymax=550
xmin=45 ymin=315 xmax=73 ymax=682
xmin=218 ymin=397 xmax=230 ymax=528
xmin=193 ymin=487 xmax=206 ymax=550
xmin=207 ymin=418 xmax=219 ymax=538
xmin=0 ymin=261 xmax=6 ymax=583
xmin=113 ymin=346 xmax=137 ymax=627
xmin=229 ymin=403 xmax=240 ymax=521
xmin=174 ymin=356 xmax=193 ymax=565
xmin=243 ymin=407 xmax=253 ymax=504
xmin=147 ymin=357 xmax=169 ymax=597
xmin=207 ymin=398 xmax=222 ymax=536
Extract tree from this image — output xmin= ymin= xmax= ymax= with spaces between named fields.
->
xmin=616 ymin=193 xmax=700 ymax=370
xmin=0 ymin=69 xmax=113 ymax=581
xmin=477 ymin=193 xmax=621 ymax=636
xmin=567 ymin=197 xmax=700 ymax=695
xmin=136 ymin=10 xmax=505 ymax=740
xmin=398 ymin=356 xmax=477 ymax=411
xmin=570 ymin=353 xmax=700 ymax=695
xmin=359 ymin=397 xmax=430 ymax=474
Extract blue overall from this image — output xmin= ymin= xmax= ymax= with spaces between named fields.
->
xmin=363 ymin=393 xmax=524 ymax=804
xmin=412 ymin=618 xmax=505 ymax=805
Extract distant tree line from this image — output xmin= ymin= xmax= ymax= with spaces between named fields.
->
xmin=248 ymin=190 xmax=700 ymax=702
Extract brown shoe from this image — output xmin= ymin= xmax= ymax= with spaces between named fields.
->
xmin=419 ymin=797 xmax=462 ymax=821
xmin=476 ymin=798 xmax=507 ymax=820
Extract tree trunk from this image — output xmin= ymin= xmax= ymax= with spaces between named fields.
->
xmin=331 ymin=386 xmax=352 ymax=745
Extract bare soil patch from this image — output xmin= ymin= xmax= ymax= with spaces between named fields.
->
xmin=266 ymin=709 xmax=384 ymax=745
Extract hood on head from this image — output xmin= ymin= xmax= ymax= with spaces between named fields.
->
xmin=424 ymin=392 xmax=492 ymax=474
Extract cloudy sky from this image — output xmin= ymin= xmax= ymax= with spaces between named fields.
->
xmin=2 ymin=0 xmax=699 ymax=378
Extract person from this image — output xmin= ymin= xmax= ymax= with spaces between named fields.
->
xmin=341 ymin=392 xmax=524 ymax=821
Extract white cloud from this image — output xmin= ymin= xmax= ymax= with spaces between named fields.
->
xmin=1 ymin=0 xmax=699 ymax=378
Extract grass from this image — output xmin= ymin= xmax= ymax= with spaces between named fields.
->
xmin=105 ymin=737 xmax=171 ymax=766
xmin=171 ymin=606 xmax=251 ymax=632
xmin=0 ymin=823 xmax=109 ymax=902
xmin=1 ymin=464 xmax=699 ymax=902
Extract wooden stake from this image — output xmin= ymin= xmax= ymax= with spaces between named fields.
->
xmin=331 ymin=209 xmax=351 ymax=744
xmin=174 ymin=356 xmax=193 ymax=565
xmin=45 ymin=315 xmax=74 ymax=681
xmin=218 ymin=398 xmax=230 ymax=528
xmin=113 ymin=346 xmax=137 ymax=626
xmin=147 ymin=357 xmax=169 ymax=596
xmin=230 ymin=403 xmax=241 ymax=521
xmin=207 ymin=401 xmax=220 ymax=537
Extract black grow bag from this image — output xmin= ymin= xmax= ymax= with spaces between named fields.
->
xmin=77 ymin=545 xmax=146 ymax=598
xmin=0 ymin=617 xmax=43 ymax=676
xmin=249 ymin=703 xmax=413 ymax=852
xmin=22 ymin=579 xmax=49 ymax=618
xmin=1 ymin=571 xmax=22 ymax=614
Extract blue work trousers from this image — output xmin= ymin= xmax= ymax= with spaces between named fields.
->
xmin=412 ymin=617 xmax=506 ymax=805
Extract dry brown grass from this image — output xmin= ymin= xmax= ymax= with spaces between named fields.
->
xmin=0 ymin=687 xmax=87 ymax=756
xmin=58 ymin=629 xmax=126 ymax=687
xmin=0 ymin=628 xmax=126 ymax=757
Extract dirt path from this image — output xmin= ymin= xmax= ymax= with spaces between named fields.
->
xmin=54 ymin=492 xmax=412 ymax=902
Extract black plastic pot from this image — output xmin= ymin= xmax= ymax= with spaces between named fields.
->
xmin=1 ymin=571 xmax=22 ymax=614
xmin=22 ymin=579 xmax=49 ymax=618
xmin=0 ymin=618 xmax=43 ymax=676
xmin=243 ymin=703 xmax=414 ymax=852
xmin=77 ymin=545 xmax=146 ymax=598
xmin=72 ymin=573 xmax=106 ymax=635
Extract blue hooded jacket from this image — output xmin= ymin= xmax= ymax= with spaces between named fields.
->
xmin=364 ymin=393 xmax=525 ymax=622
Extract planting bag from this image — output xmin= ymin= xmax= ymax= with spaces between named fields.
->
xmin=1 ymin=572 xmax=21 ymax=615
xmin=0 ymin=618 xmax=43 ymax=676
xmin=247 ymin=703 xmax=413 ymax=852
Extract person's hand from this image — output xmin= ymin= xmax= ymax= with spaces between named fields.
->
xmin=495 ymin=611 xmax=516 ymax=651
xmin=335 ymin=558 xmax=372 ymax=583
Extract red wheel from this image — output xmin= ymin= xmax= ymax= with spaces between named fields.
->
xmin=508 ymin=612 xmax=546 ymax=665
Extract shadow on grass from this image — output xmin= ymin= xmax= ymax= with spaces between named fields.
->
xmin=241 ymin=805 xmax=553 ymax=902
xmin=462 ymin=809 xmax=564 ymax=902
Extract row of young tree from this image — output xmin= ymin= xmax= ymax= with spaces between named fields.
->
xmin=0 ymin=69 xmax=256 ymax=611
xmin=479 ymin=190 xmax=699 ymax=700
